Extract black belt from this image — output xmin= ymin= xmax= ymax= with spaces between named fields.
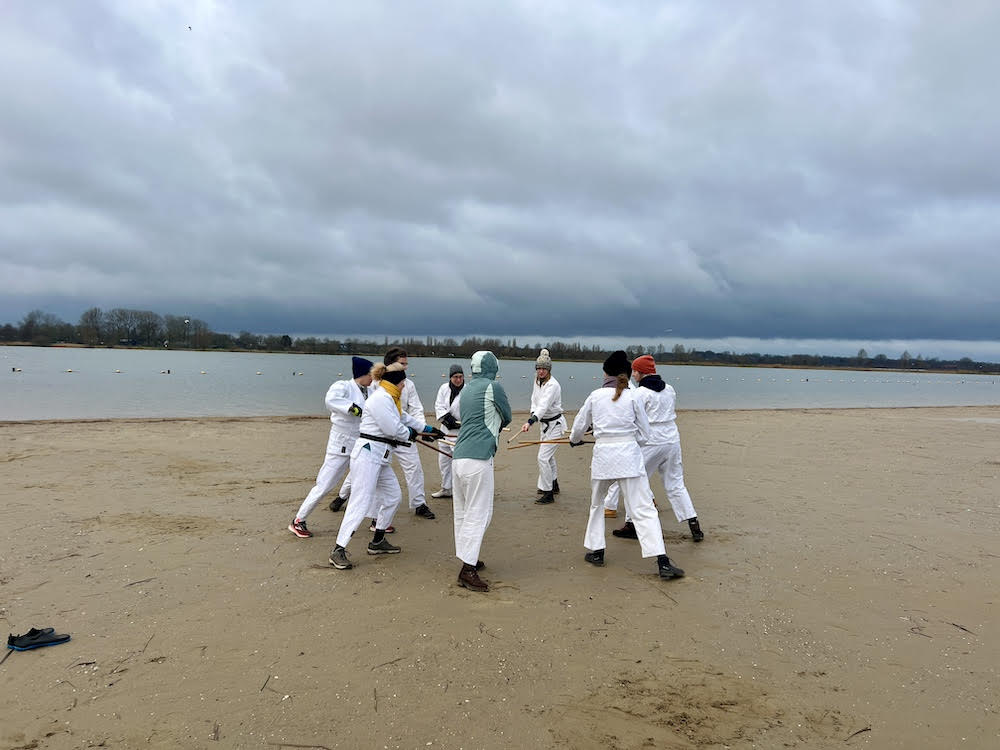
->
xmin=359 ymin=432 xmax=409 ymax=448
xmin=540 ymin=413 xmax=563 ymax=424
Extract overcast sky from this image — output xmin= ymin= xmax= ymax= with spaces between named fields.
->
xmin=3 ymin=1 xmax=1000 ymax=360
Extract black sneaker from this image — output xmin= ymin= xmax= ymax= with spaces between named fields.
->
xmin=329 ymin=547 xmax=353 ymax=569
xmin=584 ymin=549 xmax=605 ymax=566
xmin=414 ymin=504 xmax=436 ymax=519
xmin=658 ymin=556 xmax=685 ymax=579
xmin=534 ymin=491 xmax=555 ymax=504
xmin=551 ymin=479 xmax=560 ymax=494
xmin=688 ymin=517 xmax=705 ymax=542
xmin=367 ymin=538 xmax=401 ymax=555
xmin=328 ymin=496 xmax=347 ymax=512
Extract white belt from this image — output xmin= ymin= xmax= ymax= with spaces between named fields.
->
xmin=595 ymin=434 xmax=634 ymax=445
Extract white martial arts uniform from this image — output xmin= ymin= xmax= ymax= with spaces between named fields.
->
xmin=294 ymin=378 xmax=369 ymax=522
xmin=337 ymin=377 xmax=426 ymax=508
xmin=529 ymin=375 xmax=565 ymax=492
xmin=335 ymin=384 xmax=426 ymax=549
xmin=604 ymin=381 xmax=697 ymax=523
xmin=570 ymin=387 xmax=666 ymax=558
xmin=434 ymin=380 xmax=462 ymax=492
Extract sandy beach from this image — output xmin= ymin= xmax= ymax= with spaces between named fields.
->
xmin=2 ymin=407 xmax=998 ymax=749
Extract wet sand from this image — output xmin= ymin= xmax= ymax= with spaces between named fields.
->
xmin=1 ymin=407 xmax=998 ymax=749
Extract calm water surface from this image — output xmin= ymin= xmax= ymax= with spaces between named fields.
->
xmin=2 ymin=346 xmax=999 ymax=421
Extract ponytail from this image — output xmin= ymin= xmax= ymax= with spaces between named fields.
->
xmin=611 ymin=373 xmax=629 ymax=401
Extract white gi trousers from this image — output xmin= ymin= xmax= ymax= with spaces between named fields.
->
xmin=586 ymin=476 xmax=665 ymax=558
xmin=452 ymin=458 xmax=494 ymax=565
xmin=295 ymin=431 xmax=353 ymax=521
xmin=536 ymin=417 xmax=565 ymax=491
xmin=437 ymin=434 xmax=457 ymax=491
xmin=335 ymin=444 xmax=402 ymax=548
xmin=337 ymin=442 xmax=426 ymax=509
xmin=603 ymin=441 xmax=696 ymax=522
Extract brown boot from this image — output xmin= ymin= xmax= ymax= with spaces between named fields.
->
xmin=457 ymin=564 xmax=489 ymax=592
xmin=612 ymin=521 xmax=638 ymax=539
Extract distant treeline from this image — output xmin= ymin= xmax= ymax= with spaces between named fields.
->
xmin=3 ymin=307 xmax=999 ymax=374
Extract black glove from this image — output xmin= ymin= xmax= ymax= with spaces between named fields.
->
xmin=441 ymin=413 xmax=460 ymax=431
xmin=348 ymin=403 xmax=362 ymax=417
xmin=422 ymin=426 xmax=447 ymax=441
xmin=407 ymin=427 xmax=418 ymax=441
xmin=569 ymin=440 xmax=584 ymax=447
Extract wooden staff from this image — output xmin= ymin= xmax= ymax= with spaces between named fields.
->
xmin=413 ymin=438 xmax=453 ymax=458
xmin=508 ymin=439 xmax=594 ymax=450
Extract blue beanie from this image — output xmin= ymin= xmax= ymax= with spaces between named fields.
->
xmin=352 ymin=356 xmax=374 ymax=379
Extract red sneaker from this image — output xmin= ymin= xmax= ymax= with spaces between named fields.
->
xmin=288 ymin=519 xmax=313 ymax=538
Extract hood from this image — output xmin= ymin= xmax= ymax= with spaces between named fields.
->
xmin=470 ymin=351 xmax=499 ymax=380
xmin=639 ymin=374 xmax=666 ymax=392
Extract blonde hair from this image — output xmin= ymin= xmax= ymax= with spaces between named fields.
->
xmin=611 ymin=373 xmax=629 ymax=402
xmin=370 ymin=362 xmax=387 ymax=381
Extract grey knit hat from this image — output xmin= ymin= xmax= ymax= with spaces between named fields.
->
xmin=535 ymin=348 xmax=552 ymax=370
xmin=449 ymin=363 xmax=464 ymax=377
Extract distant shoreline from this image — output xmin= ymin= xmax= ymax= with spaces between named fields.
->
xmin=3 ymin=341 xmax=998 ymax=376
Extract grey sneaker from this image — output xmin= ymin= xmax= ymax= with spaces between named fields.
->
xmin=329 ymin=547 xmax=353 ymax=569
xmin=430 ymin=488 xmax=452 ymax=498
xmin=367 ymin=538 xmax=401 ymax=555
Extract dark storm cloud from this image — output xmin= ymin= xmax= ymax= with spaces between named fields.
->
xmin=3 ymin=1 xmax=1000 ymax=357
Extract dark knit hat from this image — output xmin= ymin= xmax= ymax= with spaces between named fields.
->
xmin=449 ymin=363 xmax=464 ymax=377
xmin=382 ymin=362 xmax=407 ymax=385
xmin=352 ymin=356 xmax=374 ymax=379
xmin=603 ymin=350 xmax=631 ymax=377
xmin=631 ymin=355 xmax=656 ymax=375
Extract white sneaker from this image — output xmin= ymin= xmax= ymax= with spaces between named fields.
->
xmin=431 ymin=488 xmax=452 ymax=498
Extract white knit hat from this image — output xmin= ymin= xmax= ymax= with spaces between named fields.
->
xmin=535 ymin=348 xmax=552 ymax=370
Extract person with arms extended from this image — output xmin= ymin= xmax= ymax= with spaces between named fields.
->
xmin=606 ymin=355 xmax=704 ymax=542
xmin=569 ymin=351 xmax=685 ymax=580
xmin=431 ymin=363 xmax=465 ymax=499
xmin=451 ymin=351 xmax=512 ymax=591
xmin=327 ymin=347 xmax=437 ymax=522
xmin=288 ymin=356 xmax=373 ymax=538
xmin=518 ymin=348 xmax=565 ymax=504
xmin=328 ymin=362 xmax=445 ymax=570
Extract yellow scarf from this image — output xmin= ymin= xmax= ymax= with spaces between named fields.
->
xmin=380 ymin=379 xmax=403 ymax=415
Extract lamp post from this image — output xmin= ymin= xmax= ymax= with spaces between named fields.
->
xmin=184 ymin=319 xmax=190 ymax=348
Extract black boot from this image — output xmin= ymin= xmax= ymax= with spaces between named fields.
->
xmin=688 ymin=517 xmax=704 ymax=542
xmin=612 ymin=521 xmax=638 ymax=539
xmin=535 ymin=491 xmax=555 ymax=505
xmin=584 ymin=549 xmax=605 ymax=566
xmin=551 ymin=479 xmax=560 ymax=494
xmin=329 ymin=496 xmax=347 ymax=512
xmin=657 ymin=554 xmax=685 ymax=579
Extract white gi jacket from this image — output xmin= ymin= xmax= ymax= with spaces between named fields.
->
xmin=633 ymin=383 xmax=680 ymax=444
xmin=434 ymin=381 xmax=462 ymax=436
xmin=353 ymin=384 xmax=425 ymax=465
xmin=530 ymin=376 xmax=564 ymax=432
xmin=400 ymin=379 xmax=425 ymax=423
xmin=569 ymin=387 xmax=651 ymax=480
xmin=325 ymin=379 xmax=369 ymax=448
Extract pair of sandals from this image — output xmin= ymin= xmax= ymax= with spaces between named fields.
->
xmin=7 ymin=627 xmax=71 ymax=651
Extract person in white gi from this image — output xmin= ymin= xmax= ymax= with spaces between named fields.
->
xmin=328 ymin=363 xmax=445 ymax=570
xmin=518 ymin=349 xmax=565 ymax=504
xmin=431 ymin=363 xmax=465 ymax=498
xmin=288 ymin=356 xmax=373 ymax=538
xmin=327 ymin=347 xmax=437 ymax=522
xmin=605 ymin=355 xmax=704 ymax=542
xmin=451 ymin=351 xmax=512 ymax=591
xmin=569 ymin=350 xmax=685 ymax=580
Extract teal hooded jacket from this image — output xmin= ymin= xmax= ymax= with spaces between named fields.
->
xmin=453 ymin=351 xmax=512 ymax=460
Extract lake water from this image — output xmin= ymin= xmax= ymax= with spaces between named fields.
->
xmin=2 ymin=345 xmax=999 ymax=421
